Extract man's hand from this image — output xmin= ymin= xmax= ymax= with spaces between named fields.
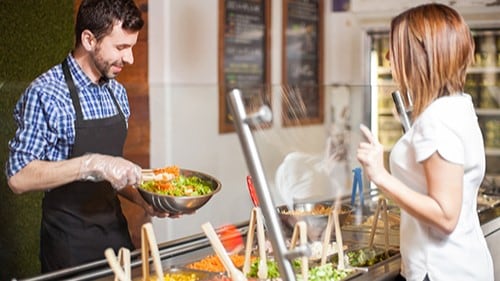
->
xmin=78 ymin=153 xmax=141 ymax=190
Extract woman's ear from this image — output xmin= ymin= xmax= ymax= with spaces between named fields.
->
xmin=81 ymin=30 xmax=96 ymax=51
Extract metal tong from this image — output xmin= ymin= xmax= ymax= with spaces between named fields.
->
xmin=351 ymin=167 xmax=364 ymax=209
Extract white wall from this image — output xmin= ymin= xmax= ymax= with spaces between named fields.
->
xmin=147 ymin=0 xmax=500 ymax=243
xmin=148 ymin=0 xmax=332 ymax=243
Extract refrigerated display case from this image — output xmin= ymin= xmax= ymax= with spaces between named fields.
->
xmin=366 ymin=26 xmax=500 ymax=279
xmin=368 ymin=27 xmax=500 ymax=188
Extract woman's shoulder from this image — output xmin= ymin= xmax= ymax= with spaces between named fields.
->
xmin=416 ymin=93 xmax=474 ymax=124
xmin=429 ymin=93 xmax=472 ymax=110
xmin=410 ymin=94 xmax=476 ymax=164
xmin=411 ymin=93 xmax=477 ymax=144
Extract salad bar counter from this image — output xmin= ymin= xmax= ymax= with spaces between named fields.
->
xmin=13 ymin=193 xmax=499 ymax=281
xmin=14 ymin=222 xmax=400 ymax=281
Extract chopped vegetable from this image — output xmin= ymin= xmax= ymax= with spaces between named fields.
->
xmin=247 ymin=258 xmax=353 ymax=281
xmin=153 ymin=165 xmax=180 ymax=177
xmin=140 ymin=166 xmax=213 ymax=197
xmin=146 ymin=272 xmax=200 ymax=281
xmin=247 ymin=258 xmax=301 ymax=279
xmin=331 ymin=246 xmax=398 ymax=267
xmin=298 ymin=263 xmax=352 ymax=281
xmin=186 ymin=254 xmax=250 ymax=272
xmin=248 ymin=258 xmax=280 ymax=279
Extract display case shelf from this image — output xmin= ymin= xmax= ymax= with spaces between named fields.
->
xmin=486 ymin=148 xmax=500 ymax=157
xmin=468 ymin=66 xmax=500 ymax=74
xmin=477 ymin=108 xmax=500 ymax=116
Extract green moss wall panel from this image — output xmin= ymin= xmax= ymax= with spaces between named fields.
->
xmin=0 ymin=1 xmax=73 ymax=279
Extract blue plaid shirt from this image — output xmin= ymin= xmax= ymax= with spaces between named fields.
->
xmin=6 ymin=54 xmax=130 ymax=178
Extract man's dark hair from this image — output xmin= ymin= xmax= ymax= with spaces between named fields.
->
xmin=75 ymin=0 xmax=144 ymax=46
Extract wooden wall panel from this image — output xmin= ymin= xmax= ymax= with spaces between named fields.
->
xmin=119 ymin=41 xmax=148 ymax=86
xmin=119 ymin=0 xmax=150 ymax=168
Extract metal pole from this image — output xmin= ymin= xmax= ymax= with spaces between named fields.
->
xmin=391 ymin=90 xmax=412 ymax=133
xmin=227 ymin=89 xmax=309 ymax=281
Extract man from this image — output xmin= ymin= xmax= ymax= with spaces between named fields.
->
xmin=6 ymin=0 xmax=167 ymax=272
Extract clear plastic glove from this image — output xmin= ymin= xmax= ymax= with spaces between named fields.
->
xmin=78 ymin=153 xmax=141 ymax=190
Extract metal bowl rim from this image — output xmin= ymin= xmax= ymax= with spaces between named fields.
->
xmin=137 ymin=168 xmax=222 ymax=198
xmin=276 ymin=203 xmax=353 ymax=217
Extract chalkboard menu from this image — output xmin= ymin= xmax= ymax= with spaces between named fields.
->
xmin=282 ymin=0 xmax=324 ymax=126
xmin=218 ymin=0 xmax=272 ymax=133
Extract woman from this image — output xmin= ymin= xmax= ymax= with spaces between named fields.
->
xmin=356 ymin=4 xmax=494 ymax=281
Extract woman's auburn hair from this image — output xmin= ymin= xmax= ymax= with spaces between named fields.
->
xmin=389 ymin=3 xmax=475 ymax=118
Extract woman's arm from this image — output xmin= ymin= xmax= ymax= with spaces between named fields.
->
xmin=357 ymin=124 xmax=463 ymax=235
xmin=371 ymin=153 xmax=462 ymax=234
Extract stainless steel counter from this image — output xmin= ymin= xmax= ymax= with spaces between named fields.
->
xmin=15 ymin=221 xmax=404 ymax=281
xmin=479 ymin=204 xmax=500 ymax=280
xmin=14 ymin=204 xmax=499 ymax=281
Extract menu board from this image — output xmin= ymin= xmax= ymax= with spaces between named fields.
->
xmin=218 ymin=0 xmax=271 ymax=133
xmin=282 ymin=0 xmax=324 ymax=126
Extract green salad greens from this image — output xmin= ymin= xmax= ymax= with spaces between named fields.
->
xmin=298 ymin=263 xmax=352 ymax=281
xmin=247 ymin=258 xmax=301 ymax=279
xmin=247 ymin=258 xmax=352 ymax=281
xmin=140 ymin=175 xmax=212 ymax=197
xmin=332 ymin=246 xmax=397 ymax=267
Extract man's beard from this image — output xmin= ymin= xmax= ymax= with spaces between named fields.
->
xmin=92 ymin=46 xmax=122 ymax=80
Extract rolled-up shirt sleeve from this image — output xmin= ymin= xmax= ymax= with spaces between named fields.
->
xmin=6 ymin=84 xmax=71 ymax=178
xmin=6 ymin=54 xmax=130 ymax=179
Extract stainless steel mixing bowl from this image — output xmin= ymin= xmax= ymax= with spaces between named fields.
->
xmin=277 ymin=200 xmax=352 ymax=241
xmin=137 ymin=169 xmax=222 ymax=215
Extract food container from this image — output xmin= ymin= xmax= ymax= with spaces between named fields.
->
xmin=137 ymin=169 xmax=221 ymax=215
xmin=186 ymin=254 xmax=249 ymax=273
xmin=277 ymin=201 xmax=353 ymax=241
xmin=134 ymin=267 xmax=215 ymax=281
xmin=331 ymin=246 xmax=400 ymax=269
xmin=245 ymin=257 xmax=362 ymax=281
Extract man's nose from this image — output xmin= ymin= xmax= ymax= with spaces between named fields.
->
xmin=123 ymin=49 xmax=134 ymax=65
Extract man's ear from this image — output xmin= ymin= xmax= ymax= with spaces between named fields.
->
xmin=81 ymin=30 xmax=96 ymax=51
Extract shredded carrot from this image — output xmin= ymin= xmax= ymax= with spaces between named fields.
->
xmin=144 ymin=272 xmax=199 ymax=281
xmin=157 ymin=181 xmax=174 ymax=191
xmin=150 ymin=165 xmax=180 ymax=192
xmin=153 ymin=165 xmax=180 ymax=177
xmin=186 ymin=254 xmax=253 ymax=272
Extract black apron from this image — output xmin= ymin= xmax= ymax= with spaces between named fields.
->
xmin=40 ymin=59 xmax=133 ymax=272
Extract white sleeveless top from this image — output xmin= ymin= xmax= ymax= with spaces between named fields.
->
xmin=389 ymin=94 xmax=494 ymax=281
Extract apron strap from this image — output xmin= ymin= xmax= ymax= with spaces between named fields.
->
xmin=62 ymin=58 xmax=84 ymax=122
xmin=61 ymin=58 xmax=125 ymax=122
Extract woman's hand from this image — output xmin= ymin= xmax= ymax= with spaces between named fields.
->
xmin=356 ymin=124 xmax=389 ymax=185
